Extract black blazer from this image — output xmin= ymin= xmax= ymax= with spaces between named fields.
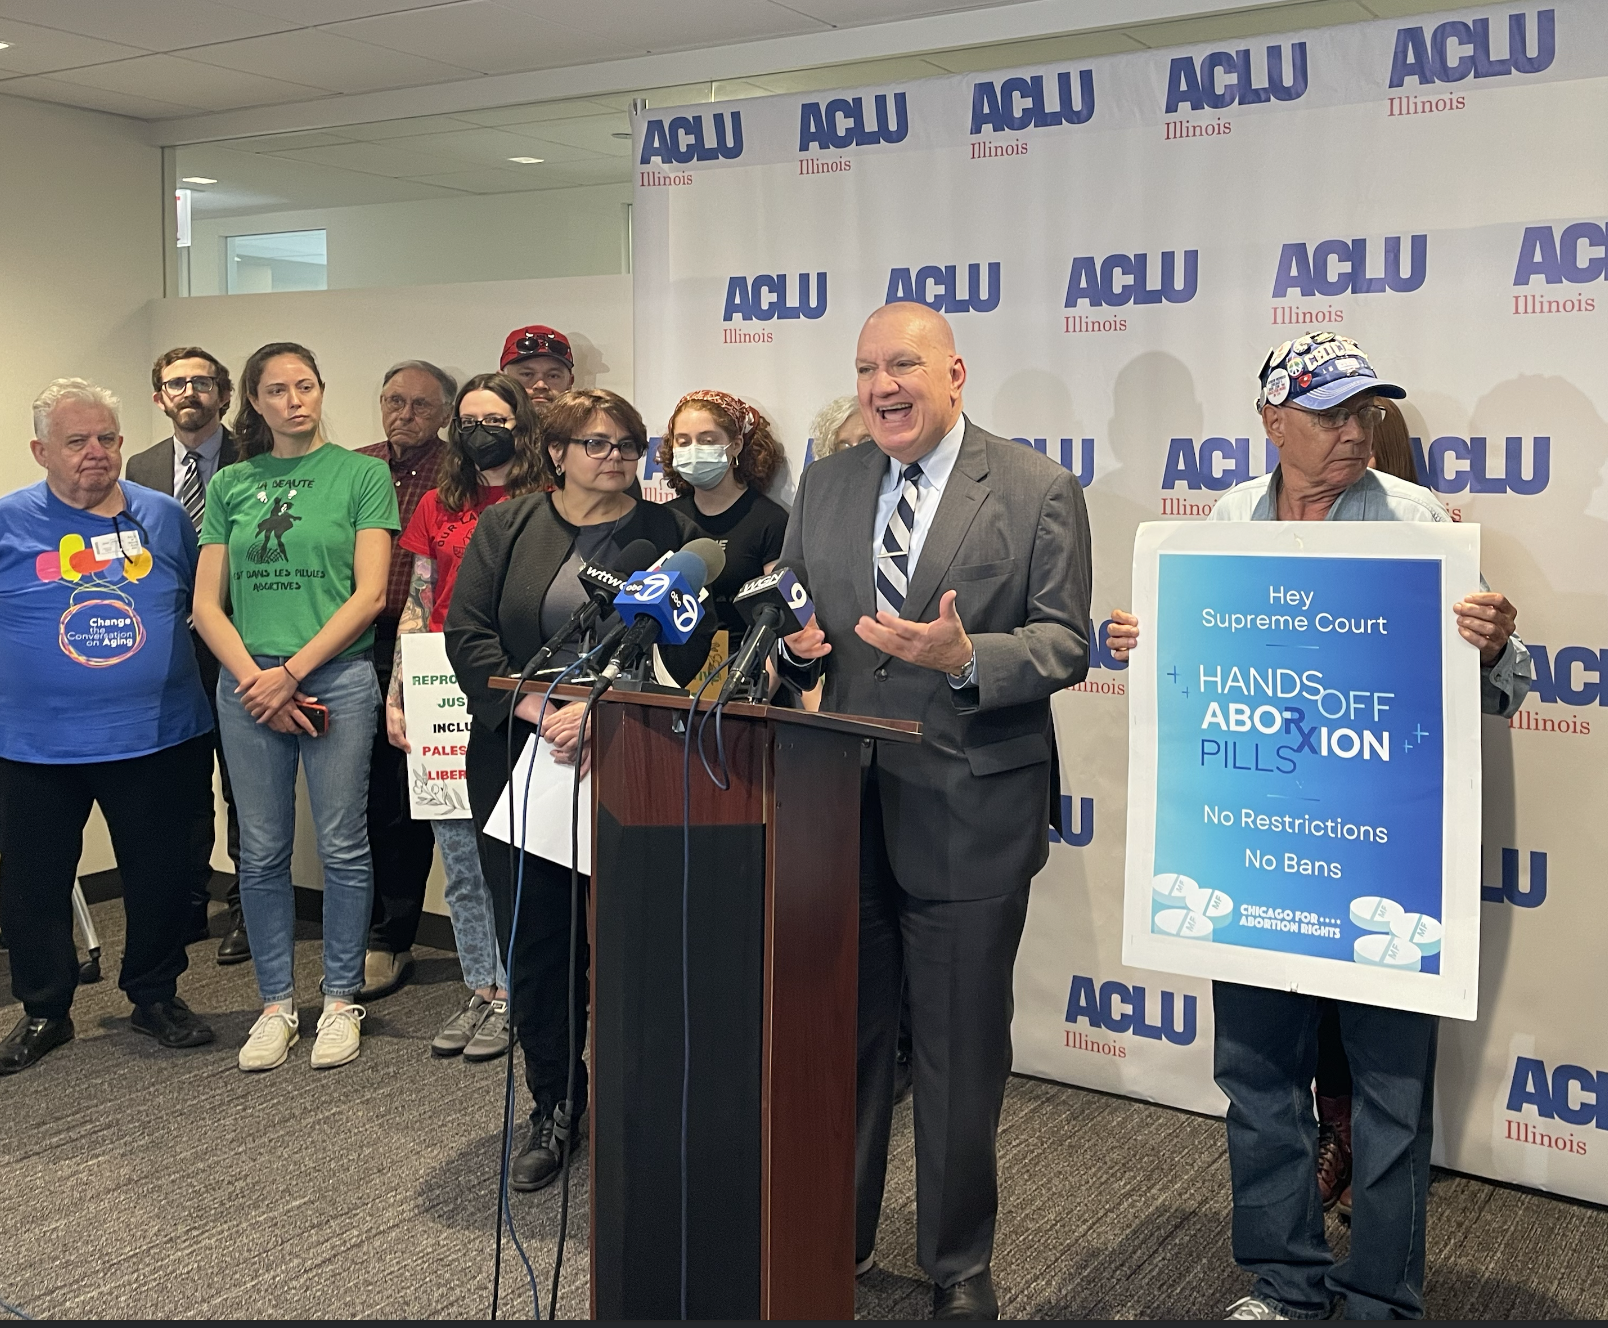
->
xmin=124 ymin=428 xmax=238 ymax=496
xmin=445 ymin=492 xmax=715 ymax=731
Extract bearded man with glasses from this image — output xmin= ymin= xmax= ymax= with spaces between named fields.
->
xmin=129 ymin=347 xmax=248 ymax=964
xmin=1105 ymin=335 xmax=1532 ymax=1321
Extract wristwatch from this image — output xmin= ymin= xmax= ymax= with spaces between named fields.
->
xmin=947 ymin=646 xmax=977 ymax=689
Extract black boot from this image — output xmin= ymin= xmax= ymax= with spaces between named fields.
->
xmin=217 ymin=903 xmax=251 ymax=965
xmin=0 ymin=1014 xmax=74 ymax=1075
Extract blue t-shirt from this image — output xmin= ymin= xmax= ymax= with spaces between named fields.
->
xmin=0 ymin=480 xmax=213 ymax=763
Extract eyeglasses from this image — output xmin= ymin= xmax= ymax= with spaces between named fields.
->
xmin=161 ymin=375 xmax=218 ymax=396
xmin=1294 ymin=402 xmax=1387 ymax=432
xmin=568 ymin=436 xmax=644 ymax=460
xmin=382 ymin=394 xmax=445 ymax=416
xmin=457 ymin=415 xmax=513 ymax=431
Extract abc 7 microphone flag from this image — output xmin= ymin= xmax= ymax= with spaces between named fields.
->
xmin=632 ymin=0 xmax=1608 ymax=1204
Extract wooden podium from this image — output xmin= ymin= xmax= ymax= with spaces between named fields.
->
xmin=494 ymin=680 xmax=919 ymax=1320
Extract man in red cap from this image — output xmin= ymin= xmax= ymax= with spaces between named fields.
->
xmin=499 ymin=325 xmax=574 ymax=406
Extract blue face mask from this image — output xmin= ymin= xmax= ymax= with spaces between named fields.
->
xmin=672 ymin=443 xmax=732 ymax=490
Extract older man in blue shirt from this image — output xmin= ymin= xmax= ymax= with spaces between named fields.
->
xmin=1107 ymin=335 xmax=1530 ymax=1321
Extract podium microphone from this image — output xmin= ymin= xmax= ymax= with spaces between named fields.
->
xmin=521 ymin=537 xmax=661 ymax=677
xmin=719 ymin=567 xmax=815 ymax=702
xmin=590 ymin=541 xmax=724 ymax=699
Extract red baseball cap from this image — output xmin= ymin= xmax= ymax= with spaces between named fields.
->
xmin=500 ymin=325 xmax=573 ymax=371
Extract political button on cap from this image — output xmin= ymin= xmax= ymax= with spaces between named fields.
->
xmin=1349 ymin=896 xmax=1405 ymax=931
xmin=1256 ymin=333 xmax=1406 ymax=411
xmin=1154 ymin=907 xmax=1214 ymax=941
xmin=1354 ymin=933 xmax=1422 ymax=970
xmin=1390 ymin=912 xmax=1443 ymax=955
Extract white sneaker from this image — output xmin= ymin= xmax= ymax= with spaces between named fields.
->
xmin=239 ymin=1008 xmax=299 ymax=1072
xmin=310 ymin=1003 xmax=365 ymax=1070
xmin=1225 ymin=1297 xmax=1291 ymax=1320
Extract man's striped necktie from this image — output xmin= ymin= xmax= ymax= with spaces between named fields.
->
xmin=875 ymin=462 xmax=924 ymax=616
xmin=178 ymin=450 xmax=205 ymax=533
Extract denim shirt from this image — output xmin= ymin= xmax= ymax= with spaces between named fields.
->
xmin=1210 ymin=467 xmax=1532 ymax=717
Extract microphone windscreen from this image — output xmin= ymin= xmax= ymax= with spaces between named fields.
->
xmin=658 ymin=548 xmax=711 ymax=596
xmin=613 ymin=538 xmax=660 ymax=575
xmin=679 ymin=537 xmax=727 ymax=587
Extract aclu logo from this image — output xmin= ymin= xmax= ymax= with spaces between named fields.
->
xmin=1482 ymin=848 xmax=1547 ymax=907
xmin=799 ymin=92 xmax=907 ymax=151
xmin=1389 ymin=10 xmax=1555 ymax=86
xmin=1514 ymin=224 xmax=1607 ymax=285
xmin=1527 ymin=644 xmax=1606 ymax=706
xmin=1162 ymin=438 xmax=1280 ymax=491
xmin=1273 ymin=236 xmax=1427 ymax=297
xmin=639 ymin=111 xmax=743 ymax=164
xmin=1166 ymin=43 xmax=1307 ymax=111
xmin=1065 ymin=975 xmax=1197 ymax=1047
xmin=722 ymin=272 xmax=826 ymax=322
xmin=970 ymin=71 xmax=1095 ymax=131
xmin=1048 ymin=795 xmax=1094 ymax=847
xmin=1505 ymin=1057 xmax=1605 ymax=1156
xmin=1011 ymin=436 xmax=1094 ymax=486
xmin=886 ymin=262 xmax=999 ymax=313
xmin=1410 ymin=435 xmax=1549 ymax=494
xmin=1065 ymin=251 xmax=1198 ymax=306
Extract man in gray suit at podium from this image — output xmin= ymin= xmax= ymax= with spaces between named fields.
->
xmin=126 ymin=347 xmax=246 ymax=965
xmin=777 ymin=303 xmax=1092 ymax=1319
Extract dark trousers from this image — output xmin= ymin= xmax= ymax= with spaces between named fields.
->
xmin=855 ymin=767 xmax=1031 ymax=1289
xmin=367 ymin=628 xmax=436 ymax=953
xmin=466 ymin=721 xmax=590 ymax=1117
xmin=1214 ymin=982 xmax=1438 ymax=1320
xmin=0 ymin=735 xmax=214 ymax=1019
xmin=191 ymin=631 xmax=241 ymax=912
xmin=1316 ymin=999 xmax=1354 ymax=1098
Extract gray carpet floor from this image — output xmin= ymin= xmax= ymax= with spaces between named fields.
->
xmin=1 ymin=898 xmax=1605 ymax=1320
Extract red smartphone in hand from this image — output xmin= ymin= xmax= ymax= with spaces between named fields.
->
xmin=296 ymin=702 xmax=330 ymax=735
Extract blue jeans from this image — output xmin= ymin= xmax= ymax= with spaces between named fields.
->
xmin=1213 ymin=982 xmax=1438 ymax=1320
xmin=218 ymin=655 xmax=380 ymax=1005
xmin=432 ymin=817 xmax=505 ymax=991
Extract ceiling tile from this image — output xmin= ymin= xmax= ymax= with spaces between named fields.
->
xmin=775 ymin=0 xmax=1028 ymax=26
xmin=200 ymin=128 xmax=357 ymax=152
xmin=337 ymin=112 xmax=489 ymax=140
xmin=217 ymin=0 xmax=457 ymax=21
xmin=921 ymin=29 xmax=1145 ymax=72
xmin=491 ymin=0 xmax=828 ymax=53
xmin=268 ymin=139 xmax=461 ymax=177
xmin=382 ymin=124 xmax=598 ymax=166
xmin=178 ymin=27 xmax=480 ymax=92
xmin=333 ymin=1 xmax=622 ymax=75
xmin=515 ymin=112 xmax=631 ymax=157
xmin=729 ymin=53 xmax=949 ymax=95
xmin=0 ymin=18 xmax=150 ymax=75
xmin=455 ymin=96 xmax=621 ymax=127
xmin=43 ymin=52 xmax=331 ymax=111
xmin=520 ymin=155 xmax=631 ymax=188
xmin=0 ymin=72 xmax=194 ymax=116
xmin=406 ymin=165 xmax=553 ymax=193
xmin=0 ymin=0 xmax=293 ymax=53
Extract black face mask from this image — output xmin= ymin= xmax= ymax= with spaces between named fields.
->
xmin=460 ymin=422 xmax=516 ymax=470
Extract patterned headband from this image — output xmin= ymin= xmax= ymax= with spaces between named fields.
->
xmin=674 ymin=389 xmax=759 ymax=439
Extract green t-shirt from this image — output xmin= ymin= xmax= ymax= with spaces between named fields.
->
xmin=199 ymin=443 xmax=399 ymax=659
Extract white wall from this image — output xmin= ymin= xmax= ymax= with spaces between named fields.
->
xmin=187 ymin=183 xmax=631 ymax=297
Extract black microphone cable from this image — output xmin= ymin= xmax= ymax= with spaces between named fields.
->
xmin=677 ymin=658 xmax=736 ymax=1319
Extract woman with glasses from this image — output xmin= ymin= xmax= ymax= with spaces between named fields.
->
xmin=193 ymin=342 xmax=399 ymax=1073
xmin=445 ymin=387 xmax=713 ymax=1192
xmin=386 ymin=373 xmax=546 ymax=1064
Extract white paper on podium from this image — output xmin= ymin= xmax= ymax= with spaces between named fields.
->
xmin=483 ymin=734 xmax=592 ymax=870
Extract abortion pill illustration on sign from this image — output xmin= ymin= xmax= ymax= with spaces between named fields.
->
xmin=1122 ymin=521 xmax=1483 ymax=1019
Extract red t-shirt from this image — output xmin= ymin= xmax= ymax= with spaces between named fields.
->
xmin=398 ymin=486 xmax=506 ymax=632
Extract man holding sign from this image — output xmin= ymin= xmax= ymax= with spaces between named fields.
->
xmin=1106 ymin=336 xmax=1530 ymax=1321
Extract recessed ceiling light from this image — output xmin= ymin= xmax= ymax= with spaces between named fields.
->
xmin=611 ymin=131 xmax=631 ymax=139
xmin=507 ymin=156 xmax=543 ymax=164
xmin=0 ymin=42 xmax=12 ymax=51
xmin=181 ymin=176 xmax=217 ymax=184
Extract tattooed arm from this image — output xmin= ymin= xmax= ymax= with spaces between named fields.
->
xmin=386 ymin=554 xmax=437 ymax=752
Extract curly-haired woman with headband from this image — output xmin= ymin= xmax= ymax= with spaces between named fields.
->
xmin=193 ymin=342 xmax=399 ymax=1074
xmin=659 ymin=390 xmax=790 ymax=634
xmin=386 ymin=373 xmax=544 ymax=1064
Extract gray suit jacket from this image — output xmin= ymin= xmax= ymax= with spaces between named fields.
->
xmin=125 ymin=427 xmax=238 ymax=496
xmin=778 ymin=418 xmax=1092 ymax=900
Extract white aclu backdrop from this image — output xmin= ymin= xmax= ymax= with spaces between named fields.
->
xmin=632 ymin=2 xmax=1608 ymax=1203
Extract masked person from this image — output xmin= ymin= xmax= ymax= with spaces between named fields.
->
xmin=659 ymin=390 xmax=789 ymax=636
xmin=386 ymin=374 xmax=546 ymax=1062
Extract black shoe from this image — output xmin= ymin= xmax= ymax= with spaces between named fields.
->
xmin=131 ymin=996 xmax=215 ymax=1048
xmin=0 ymin=1014 xmax=74 ymax=1075
xmin=217 ymin=907 xmax=251 ymax=965
xmin=509 ymin=1104 xmax=588 ymax=1192
xmin=933 ymin=1270 xmax=998 ymax=1321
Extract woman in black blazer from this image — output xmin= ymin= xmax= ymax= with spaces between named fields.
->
xmin=445 ymin=387 xmax=709 ymax=1193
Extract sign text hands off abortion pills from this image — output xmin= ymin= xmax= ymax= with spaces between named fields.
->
xmin=1122 ymin=521 xmax=1484 ymax=1019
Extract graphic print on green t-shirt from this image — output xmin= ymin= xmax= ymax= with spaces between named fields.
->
xmin=200 ymin=442 xmax=399 ymax=659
